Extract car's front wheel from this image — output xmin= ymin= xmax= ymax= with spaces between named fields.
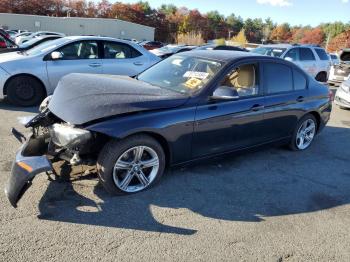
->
xmin=289 ymin=114 xmax=318 ymax=151
xmin=97 ymin=134 xmax=166 ymax=195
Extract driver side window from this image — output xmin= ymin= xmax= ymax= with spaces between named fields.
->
xmin=217 ymin=64 xmax=259 ymax=98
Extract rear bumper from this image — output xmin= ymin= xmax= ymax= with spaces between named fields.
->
xmin=334 ymin=88 xmax=350 ymax=109
xmin=5 ymin=141 xmax=52 ymax=208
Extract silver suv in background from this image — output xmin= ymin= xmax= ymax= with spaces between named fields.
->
xmin=251 ymin=44 xmax=331 ymax=82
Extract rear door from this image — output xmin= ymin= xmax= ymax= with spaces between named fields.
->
xmin=101 ymin=40 xmax=149 ymax=76
xmin=298 ymin=47 xmax=318 ymax=77
xmin=46 ymin=40 xmax=102 ymax=90
xmin=262 ymin=62 xmax=308 ymax=141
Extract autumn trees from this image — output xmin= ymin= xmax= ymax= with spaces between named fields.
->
xmin=0 ymin=0 xmax=349 ymax=50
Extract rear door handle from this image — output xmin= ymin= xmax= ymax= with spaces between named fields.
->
xmin=89 ymin=62 xmax=102 ymax=67
xmin=133 ymin=61 xmax=144 ymax=66
xmin=251 ymin=104 xmax=265 ymax=111
xmin=296 ymin=96 xmax=304 ymax=102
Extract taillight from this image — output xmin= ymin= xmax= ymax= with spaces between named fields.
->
xmin=328 ymin=89 xmax=334 ymax=101
xmin=0 ymin=41 xmax=6 ymax=48
xmin=5 ymin=33 xmax=10 ymax=39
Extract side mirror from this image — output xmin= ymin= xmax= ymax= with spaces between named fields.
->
xmin=285 ymin=57 xmax=293 ymax=62
xmin=51 ymin=51 xmax=63 ymax=60
xmin=210 ymin=86 xmax=239 ymax=101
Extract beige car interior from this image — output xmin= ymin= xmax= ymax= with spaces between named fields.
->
xmin=221 ymin=64 xmax=258 ymax=96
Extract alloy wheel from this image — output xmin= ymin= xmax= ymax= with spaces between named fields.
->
xmin=296 ymin=119 xmax=316 ymax=150
xmin=113 ymin=146 xmax=160 ymax=193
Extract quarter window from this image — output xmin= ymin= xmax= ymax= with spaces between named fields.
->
xmin=293 ymin=69 xmax=307 ymax=90
xmin=57 ymin=41 xmax=99 ymax=60
xmin=219 ymin=64 xmax=259 ymax=97
xmin=103 ymin=41 xmax=142 ymax=59
xmin=299 ymin=48 xmax=316 ymax=61
xmin=264 ymin=63 xmax=293 ymax=94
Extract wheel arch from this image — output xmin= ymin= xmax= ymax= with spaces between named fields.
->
xmin=95 ymin=130 xmax=172 ymax=168
xmin=306 ymin=111 xmax=321 ymax=133
xmin=3 ymin=73 xmax=47 ymax=97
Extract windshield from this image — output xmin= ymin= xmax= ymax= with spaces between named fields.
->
xmin=158 ymin=45 xmax=181 ymax=52
xmin=251 ymin=47 xmax=286 ymax=57
xmin=19 ymin=37 xmax=45 ymax=48
xmin=137 ymin=55 xmax=224 ymax=94
xmin=25 ymin=38 xmax=68 ymax=56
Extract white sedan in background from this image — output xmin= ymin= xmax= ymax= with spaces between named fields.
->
xmin=0 ymin=36 xmax=161 ymax=106
xmin=15 ymin=31 xmax=65 ymax=45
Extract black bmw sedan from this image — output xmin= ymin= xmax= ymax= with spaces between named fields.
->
xmin=5 ymin=51 xmax=332 ymax=207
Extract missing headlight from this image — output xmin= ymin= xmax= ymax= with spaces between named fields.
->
xmin=49 ymin=123 xmax=92 ymax=149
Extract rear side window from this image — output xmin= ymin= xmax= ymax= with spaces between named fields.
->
xmin=299 ymin=48 xmax=315 ymax=61
xmin=315 ymin=48 xmax=329 ymax=60
xmin=293 ymin=69 xmax=307 ymax=90
xmin=103 ymin=41 xmax=142 ymax=59
xmin=264 ymin=63 xmax=293 ymax=94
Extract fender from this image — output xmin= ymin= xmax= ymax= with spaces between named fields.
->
xmin=86 ymin=106 xmax=197 ymax=165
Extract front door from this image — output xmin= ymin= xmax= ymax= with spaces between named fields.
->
xmin=46 ymin=40 xmax=103 ymax=90
xmin=192 ymin=63 xmax=266 ymax=158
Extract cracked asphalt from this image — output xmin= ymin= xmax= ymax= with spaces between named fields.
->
xmin=0 ymin=94 xmax=350 ymax=261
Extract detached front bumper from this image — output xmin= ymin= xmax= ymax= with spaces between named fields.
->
xmin=5 ymin=139 xmax=52 ymax=208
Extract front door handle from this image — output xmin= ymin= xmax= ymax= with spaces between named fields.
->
xmin=89 ymin=62 xmax=102 ymax=67
xmin=296 ymin=96 xmax=304 ymax=102
xmin=133 ymin=61 xmax=144 ymax=66
xmin=251 ymin=104 xmax=265 ymax=111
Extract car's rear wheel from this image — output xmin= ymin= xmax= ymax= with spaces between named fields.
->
xmin=97 ymin=134 xmax=166 ymax=195
xmin=6 ymin=75 xmax=46 ymax=106
xmin=289 ymin=114 xmax=318 ymax=151
xmin=315 ymin=72 xmax=327 ymax=82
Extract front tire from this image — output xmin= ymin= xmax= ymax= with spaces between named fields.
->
xmin=6 ymin=76 xmax=46 ymax=106
xmin=97 ymin=135 xmax=166 ymax=195
xmin=289 ymin=114 xmax=318 ymax=151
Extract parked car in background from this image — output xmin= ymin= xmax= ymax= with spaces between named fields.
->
xmin=5 ymin=51 xmax=332 ymax=207
xmin=150 ymin=44 xmax=196 ymax=59
xmin=0 ymin=28 xmax=10 ymax=39
xmin=328 ymin=49 xmax=350 ymax=86
xmin=140 ymin=41 xmax=164 ymax=50
xmin=5 ymin=30 xmax=18 ymax=40
xmin=334 ymin=76 xmax=350 ymax=109
xmin=0 ymin=35 xmax=63 ymax=54
xmin=0 ymin=36 xmax=161 ymax=106
xmin=195 ymin=44 xmax=248 ymax=52
xmin=15 ymin=31 xmax=65 ymax=45
xmin=0 ymin=35 xmax=17 ymax=49
xmin=251 ymin=44 xmax=331 ymax=82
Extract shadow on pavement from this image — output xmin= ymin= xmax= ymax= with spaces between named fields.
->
xmin=0 ymin=98 xmax=38 ymax=113
xmin=37 ymin=125 xmax=350 ymax=235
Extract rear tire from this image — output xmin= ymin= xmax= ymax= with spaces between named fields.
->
xmin=289 ymin=114 xmax=318 ymax=151
xmin=97 ymin=135 xmax=166 ymax=195
xmin=6 ymin=76 xmax=46 ymax=106
xmin=315 ymin=72 xmax=327 ymax=83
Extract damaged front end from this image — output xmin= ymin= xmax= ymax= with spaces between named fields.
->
xmin=5 ymin=108 xmax=99 ymax=208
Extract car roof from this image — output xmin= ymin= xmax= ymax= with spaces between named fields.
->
xmin=259 ymin=44 xmax=292 ymax=48
xmin=180 ymin=50 xmax=264 ymax=62
xmin=64 ymin=35 xmax=133 ymax=43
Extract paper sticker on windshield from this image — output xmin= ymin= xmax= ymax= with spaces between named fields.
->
xmin=273 ymin=49 xmax=283 ymax=53
xmin=183 ymin=71 xmax=209 ymax=79
xmin=185 ymin=78 xmax=202 ymax=89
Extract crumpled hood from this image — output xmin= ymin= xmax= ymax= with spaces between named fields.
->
xmin=48 ymin=73 xmax=189 ymax=125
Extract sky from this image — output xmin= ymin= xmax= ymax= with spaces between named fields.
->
xmin=101 ymin=0 xmax=350 ymax=26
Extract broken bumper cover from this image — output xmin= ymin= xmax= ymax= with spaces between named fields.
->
xmin=5 ymin=142 xmax=53 ymax=208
